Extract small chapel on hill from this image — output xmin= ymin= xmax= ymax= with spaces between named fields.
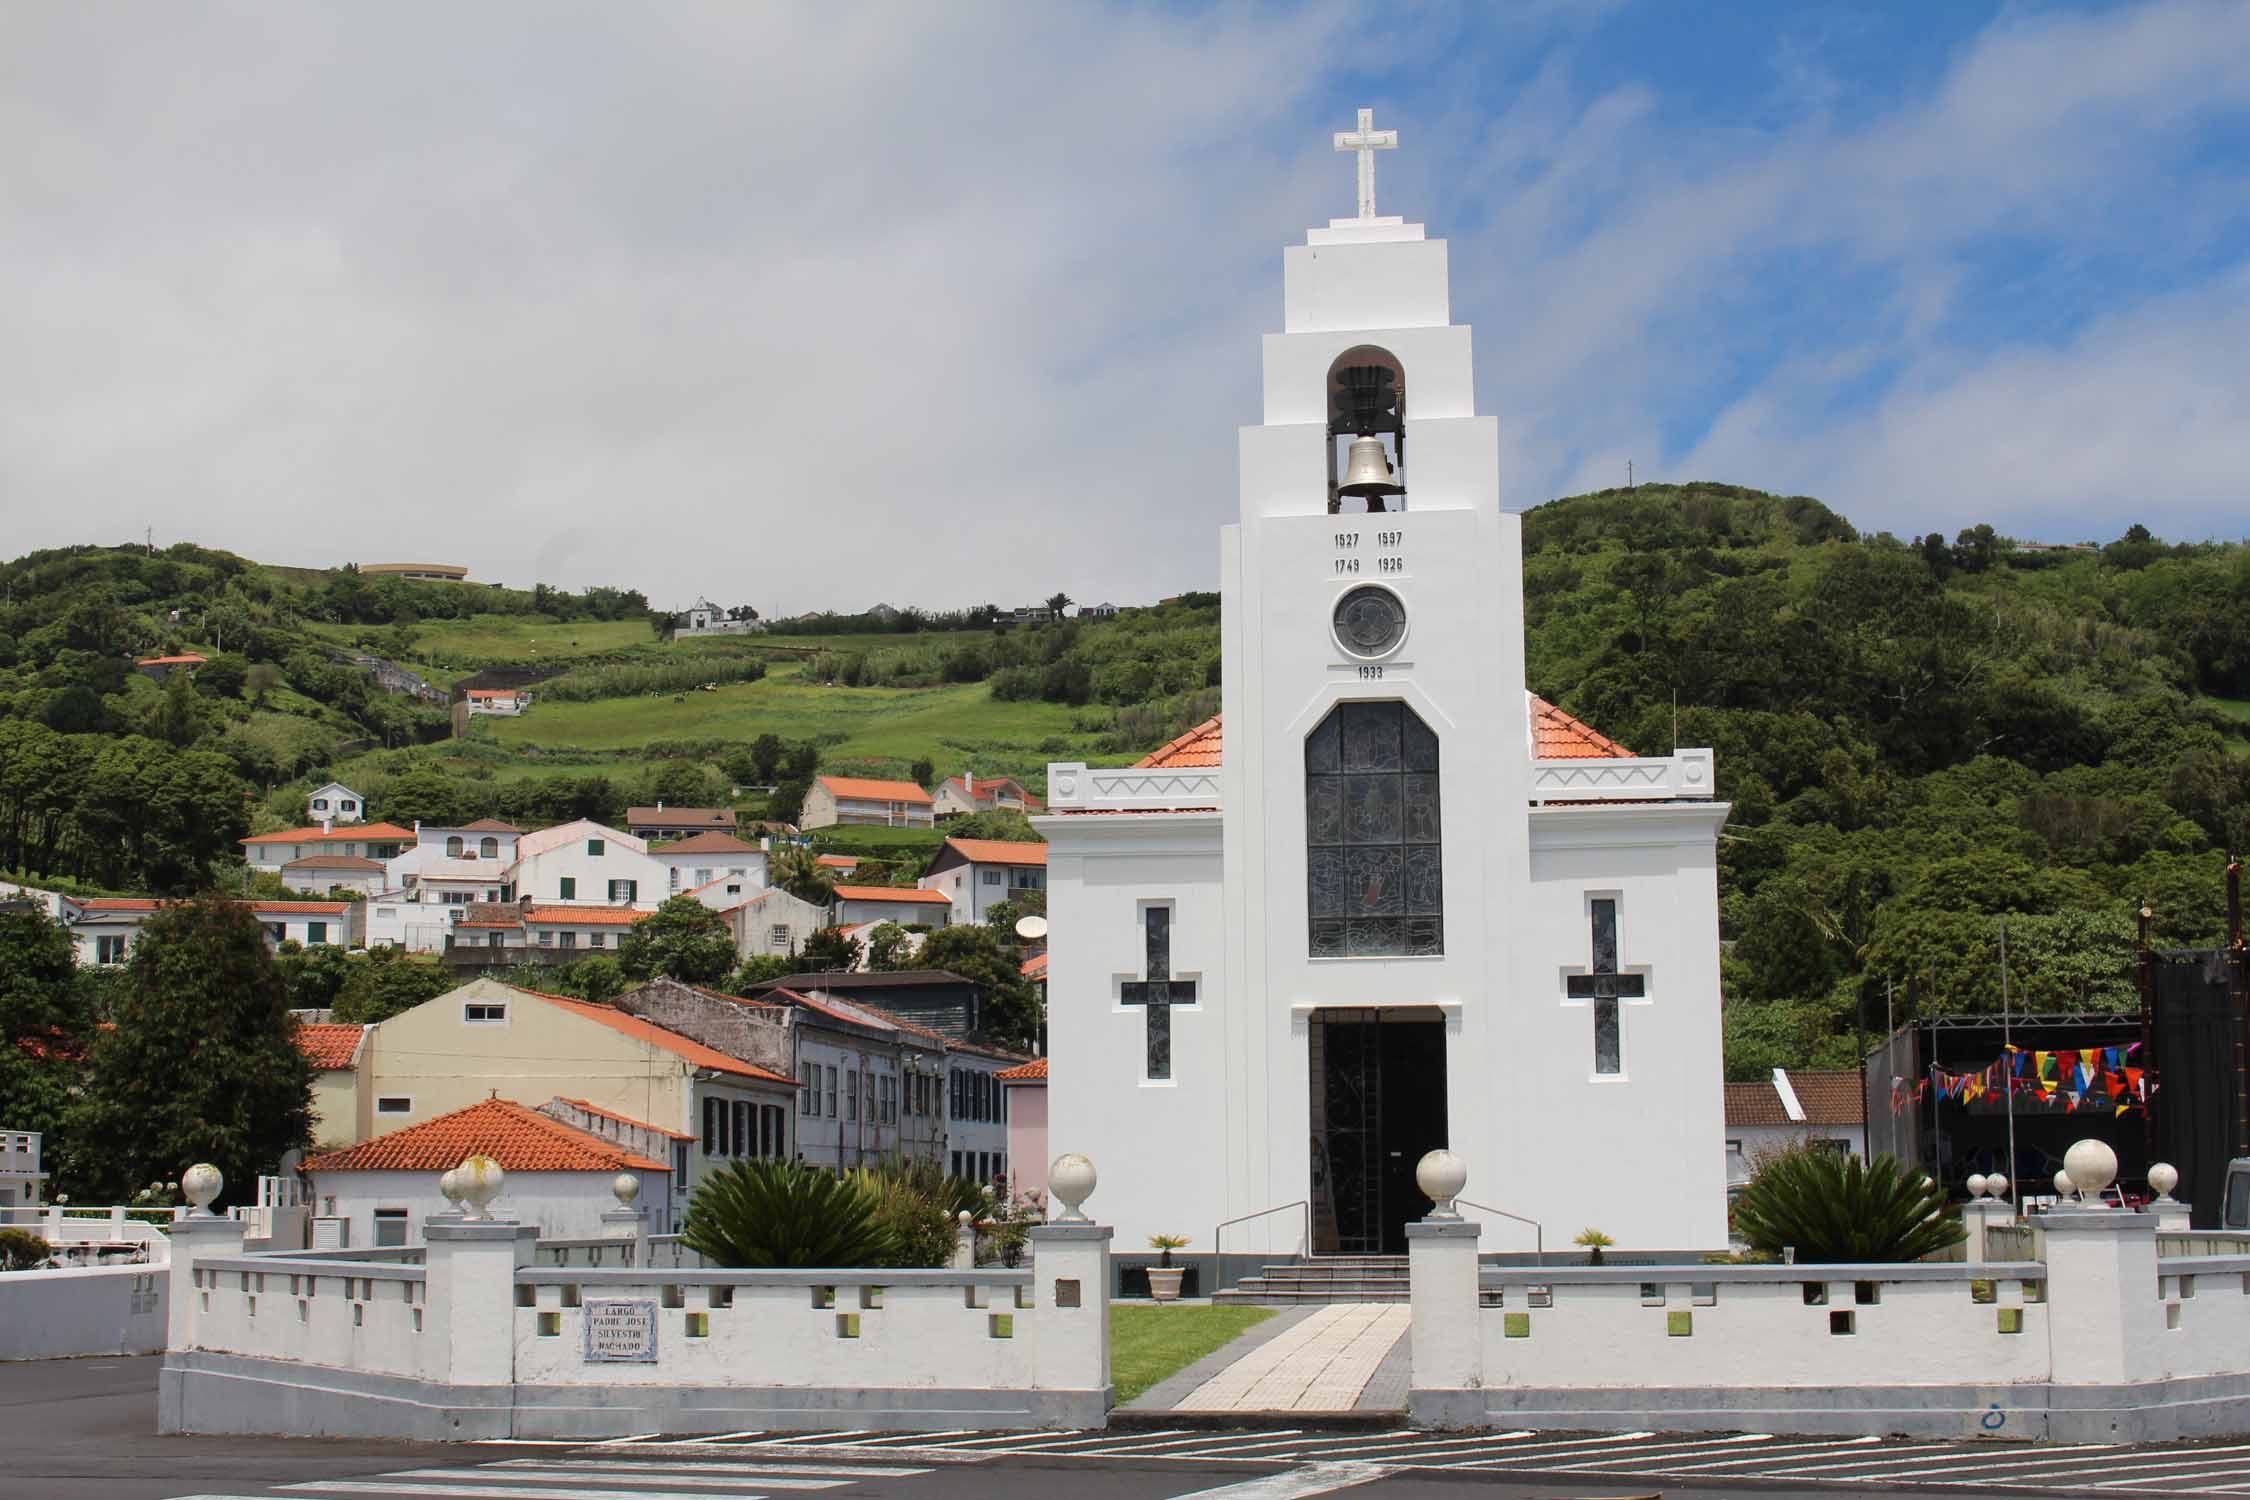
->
xmin=1036 ymin=112 xmax=1730 ymax=1260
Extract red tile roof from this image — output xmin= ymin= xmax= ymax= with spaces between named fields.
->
xmin=460 ymin=819 xmax=524 ymax=833
xmin=1531 ymin=695 xmax=1634 ymax=758
xmin=948 ymin=775 xmax=1045 ymax=810
xmin=135 ymin=653 xmax=207 ymax=666
xmin=938 ymin=837 xmax=1046 ymax=867
xmin=1725 ymin=1070 xmax=1865 ymax=1128
xmin=79 ymin=897 xmax=162 ymax=913
xmin=816 ymin=776 xmax=933 ymax=804
xmin=1135 ymin=716 xmax=1224 ymax=769
xmin=1021 ymin=953 xmax=1048 ymax=980
xmin=295 ymin=1023 xmax=367 ymax=1070
xmin=243 ymin=822 xmax=415 ymax=846
xmin=302 ymin=1098 xmax=668 ymax=1174
xmin=520 ymin=988 xmax=796 ymax=1084
xmin=246 ymin=900 xmax=352 ymax=915
xmin=627 ymin=806 xmax=738 ymax=830
xmin=522 ymin=905 xmax=643 ymax=926
xmin=552 ymin=1096 xmax=695 ymax=1142
xmin=996 ymin=1057 xmax=1048 ymax=1082
xmin=464 ymin=688 xmax=520 ymax=699
xmin=829 ymin=884 xmax=951 ymax=904
xmin=282 ymin=854 xmax=386 ymax=871
xmin=815 ymin=854 xmax=861 ymax=870
xmin=651 ymin=831 xmax=758 ymax=854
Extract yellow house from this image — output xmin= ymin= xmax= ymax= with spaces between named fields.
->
xmin=346 ymin=979 xmax=798 ymax=1216
xmin=296 ymin=1023 xmax=373 ymax=1149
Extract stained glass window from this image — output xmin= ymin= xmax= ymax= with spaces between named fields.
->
xmin=1307 ymin=701 xmax=1442 ymax=957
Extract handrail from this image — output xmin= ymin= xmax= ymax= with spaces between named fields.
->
xmin=1457 ymin=1199 xmax=1543 ymax=1264
xmin=1214 ymin=1199 xmax=1310 ymax=1287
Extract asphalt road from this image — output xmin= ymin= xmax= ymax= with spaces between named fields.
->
xmin=18 ymin=1356 xmax=2250 ymax=1500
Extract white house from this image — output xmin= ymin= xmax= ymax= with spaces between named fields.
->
xmin=1037 ymin=152 xmax=1730 ymax=1257
xmin=830 ymin=884 xmax=953 ymax=929
xmin=649 ymin=831 xmax=767 ymax=898
xmin=463 ymin=687 xmax=529 ymax=715
xmin=301 ymin=1098 xmax=677 ymax=1247
xmin=1724 ymin=1068 xmax=1868 ymax=1187
xmin=931 ymin=775 xmax=1045 ymax=820
xmin=246 ymin=899 xmax=360 ymax=949
xmin=1 ymin=1129 xmax=47 ymax=1210
xmin=918 ymin=837 xmax=1046 ymax=925
xmin=279 ymin=851 xmax=389 ymax=897
xmin=507 ymin=819 xmax=665 ymax=909
xmin=241 ymin=822 xmax=414 ymax=876
xmin=64 ymin=898 xmax=158 ymax=966
xmin=675 ymin=598 xmax=763 ymax=637
xmin=305 ymin=782 xmax=365 ymax=824
xmin=521 ymin=904 xmax=640 ymax=956
xmin=800 ymin=776 xmax=934 ymax=830
xmin=67 ymin=897 xmax=358 ymax=963
xmin=0 ymin=882 xmax=71 ymax=920
xmin=720 ymin=886 xmax=829 ymax=958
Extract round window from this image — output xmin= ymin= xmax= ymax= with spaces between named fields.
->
xmin=1332 ymin=585 xmax=1407 ymax=658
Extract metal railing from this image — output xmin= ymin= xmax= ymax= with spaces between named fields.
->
xmin=1214 ymin=1199 xmax=1310 ymax=1286
xmin=1457 ymin=1198 xmax=1544 ymax=1262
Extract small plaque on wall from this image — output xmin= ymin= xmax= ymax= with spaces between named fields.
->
xmin=1054 ymin=1279 xmax=1081 ymax=1309
xmin=583 ymin=1298 xmax=659 ymax=1363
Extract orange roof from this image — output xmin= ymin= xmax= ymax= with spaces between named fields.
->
xmin=553 ymin=1096 xmax=695 ymax=1142
xmin=939 ymin=837 xmax=1047 ymax=867
xmin=949 ymin=775 xmax=1045 ymax=809
xmin=653 ymin=831 xmax=758 ymax=854
xmin=302 ymin=1098 xmax=667 ymax=1174
xmin=295 ymin=1023 xmax=367 ymax=1070
xmin=522 ymin=905 xmax=643 ymax=926
xmin=816 ymin=775 xmax=933 ymax=804
xmin=815 ymin=854 xmax=861 ymax=869
xmin=135 ymin=653 xmax=206 ymax=666
xmin=830 ymin=884 xmax=951 ymax=904
xmin=996 ymin=1057 xmax=1048 ymax=1082
xmin=464 ymin=688 xmax=520 ymax=699
xmin=246 ymin=900 xmax=352 ymax=915
xmin=282 ymin=854 xmax=385 ymax=871
xmin=1725 ymin=1070 xmax=1864 ymax=1128
xmin=1021 ymin=953 xmax=1048 ymax=979
xmin=1135 ymin=715 xmax=1223 ymax=769
xmin=521 ymin=988 xmax=795 ymax=1084
xmin=460 ymin=818 xmax=524 ymax=833
xmin=243 ymin=822 xmax=415 ymax=846
xmin=79 ymin=897 xmax=162 ymax=913
xmin=1530 ymin=695 xmax=1633 ymax=758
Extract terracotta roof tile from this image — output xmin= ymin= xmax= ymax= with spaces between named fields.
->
xmin=301 ymin=1098 xmax=667 ymax=1174
xmin=135 ymin=653 xmax=206 ymax=666
xmin=459 ymin=819 xmax=524 ymax=833
xmin=816 ymin=776 xmax=933 ymax=804
xmin=815 ymin=854 xmax=860 ymax=870
xmin=282 ymin=854 xmax=385 ymax=871
xmin=243 ymin=822 xmax=415 ymax=846
xmin=522 ymin=905 xmax=643 ymax=926
xmin=1530 ymin=695 xmax=1634 ymax=758
xmin=246 ymin=900 xmax=351 ymax=914
xmin=294 ymin=1023 xmax=367 ymax=1070
xmin=518 ymin=987 xmax=796 ymax=1084
xmin=650 ymin=831 xmax=758 ymax=854
xmin=1725 ymin=1070 xmax=1864 ymax=1128
xmin=1021 ymin=953 xmax=1048 ymax=979
xmin=937 ymin=838 xmax=1046 ymax=867
xmin=1134 ymin=715 xmax=1223 ymax=769
xmin=79 ymin=897 xmax=162 ymax=913
xmin=996 ymin=1057 xmax=1048 ymax=1082
xmin=830 ymin=884 xmax=951 ymax=904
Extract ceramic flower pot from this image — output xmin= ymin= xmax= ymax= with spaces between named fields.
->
xmin=1147 ymin=1266 xmax=1186 ymax=1302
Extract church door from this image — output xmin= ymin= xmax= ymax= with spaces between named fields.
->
xmin=1308 ymin=1007 xmax=1448 ymax=1255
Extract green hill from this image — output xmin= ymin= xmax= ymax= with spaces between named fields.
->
xmin=4 ymin=487 xmax=2246 ymax=1077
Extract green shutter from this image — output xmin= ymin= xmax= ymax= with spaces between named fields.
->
xmin=560 ymin=877 xmax=576 ymax=900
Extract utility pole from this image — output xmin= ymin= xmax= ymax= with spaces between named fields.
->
xmin=2001 ymin=917 xmax=2017 ymax=1202
xmin=1627 ymin=459 xmax=1634 ymax=489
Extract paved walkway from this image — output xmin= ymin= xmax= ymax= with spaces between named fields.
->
xmin=1143 ymin=1304 xmax=1411 ymax=1414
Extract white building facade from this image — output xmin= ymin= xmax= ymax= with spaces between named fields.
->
xmin=1038 ymin=150 xmax=1729 ymax=1258
xmin=508 ymin=820 xmax=665 ymax=909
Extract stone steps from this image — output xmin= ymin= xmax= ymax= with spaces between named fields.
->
xmin=1214 ymin=1256 xmax=1414 ymax=1305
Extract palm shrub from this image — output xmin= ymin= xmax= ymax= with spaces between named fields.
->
xmin=1733 ymin=1147 xmax=1963 ymax=1263
xmin=846 ymin=1158 xmax=983 ymax=1269
xmin=681 ymin=1159 xmax=898 ymax=1268
xmin=0 ymin=1229 xmax=52 ymax=1272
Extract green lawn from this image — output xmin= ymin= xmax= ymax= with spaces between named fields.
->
xmin=2202 ymin=694 xmax=2250 ymax=755
xmin=486 ymin=664 xmax=1114 ymax=786
xmin=1110 ymin=1305 xmax=1276 ymax=1405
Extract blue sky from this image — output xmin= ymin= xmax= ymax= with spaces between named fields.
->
xmin=3 ymin=1 xmax=2246 ymax=606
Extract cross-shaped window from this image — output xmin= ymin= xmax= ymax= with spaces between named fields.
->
xmin=1120 ymin=906 xmax=1196 ymax=1082
xmin=1564 ymin=897 xmax=1647 ymax=1077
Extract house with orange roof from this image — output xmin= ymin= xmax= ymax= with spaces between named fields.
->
xmin=67 ymin=896 xmax=360 ymax=966
xmin=996 ymin=1056 xmax=1049 ymax=1198
xmin=241 ymin=821 xmax=414 ymax=877
xmin=506 ymin=818 xmax=666 ymax=916
xmin=294 ymin=1022 xmax=373 ymax=1147
xmin=918 ymin=836 xmax=1047 ymax=924
xmin=301 ymin=1098 xmax=678 ymax=1245
xmin=800 ymin=775 xmax=935 ymax=830
xmin=932 ymin=773 xmax=1046 ymax=820
xmin=1027 ymin=190 xmax=1730 ymax=1263
xmin=716 ymin=885 xmax=829 ymax=960
xmin=132 ymin=652 xmax=205 ymax=681
xmin=829 ymin=883 xmax=954 ymax=929
xmin=462 ymin=686 xmax=530 ymax=715
xmin=346 ymin=980 xmax=796 ymax=1226
xmin=646 ymin=829 xmax=767 ymax=899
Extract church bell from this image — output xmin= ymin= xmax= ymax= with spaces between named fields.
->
xmin=1337 ymin=436 xmax=1404 ymax=498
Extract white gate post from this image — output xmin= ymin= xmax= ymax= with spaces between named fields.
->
xmin=1406 ymin=1150 xmax=1483 ymax=1429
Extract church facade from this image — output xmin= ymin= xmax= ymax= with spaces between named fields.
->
xmin=1038 ymin=120 xmax=1730 ymax=1259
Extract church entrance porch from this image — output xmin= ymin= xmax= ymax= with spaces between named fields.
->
xmin=1308 ymin=1007 xmax=1448 ymax=1255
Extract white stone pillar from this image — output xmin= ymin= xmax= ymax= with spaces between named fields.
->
xmin=165 ymin=1214 xmax=248 ymax=1352
xmin=2041 ymin=1204 xmax=2163 ymax=1438
xmin=423 ymin=1221 xmax=536 ymax=1388
xmin=1962 ymin=1198 xmax=2015 ymax=1265
xmin=953 ymin=1210 xmax=977 ymax=1270
xmin=1026 ymin=1223 xmax=1111 ymax=1429
xmin=599 ymin=1206 xmax=648 ymax=1267
xmin=1406 ymin=1217 xmax=1483 ymax=1428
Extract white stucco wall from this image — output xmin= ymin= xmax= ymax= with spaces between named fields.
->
xmin=305 ymin=1170 xmax=675 ymax=1246
xmin=0 ymin=1263 xmax=167 ymax=1359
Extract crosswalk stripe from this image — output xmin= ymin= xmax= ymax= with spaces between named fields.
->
xmin=1486 ymin=1431 xmax=1782 ymax=1471
xmin=1075 ymin=1429 xmax=1309 ymax=1456
xmin=2042 ymin=1444 xmax=2250 ymax=1485
xmin=722 ymin=1430 xmax=888 ymax=1447
xmin=1760 ymin=1442 xmax=2117 ymax=1478
xmin=1156 ymin=1462 xmax=1397 ymax=1500
xmin=1266 ymin=1428 xmax=1610 ymax=1463
xmin=280 ymin=1483 xmax=787 ymax=1500
xmin=1584 ymin=1436 xmax=1883 ymax=1473
xmin=962 ymin=1428 xmax=1198 ymax=1453
xmin=822 ymin=1430 xmax=985 ymax=1446
xmin=1748 ymin=1441 xmax=2002 ymax=1475
xmin=491 ymin=1459 xmax=928 ymax=1478
xmin=390 ymin=1469 xmax=845 ymax=1491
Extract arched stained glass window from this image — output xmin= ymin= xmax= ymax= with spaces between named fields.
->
xmin=1306 ymin=700 xmax=1443 ymax=957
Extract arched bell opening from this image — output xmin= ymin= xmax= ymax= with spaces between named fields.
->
xmin=1326 ymin=345 xmax=1407 ymax=515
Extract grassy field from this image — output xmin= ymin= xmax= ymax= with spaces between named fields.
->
xmin=1109 ymin=1305 xmax=1276 ymax=1405
xmin=2200 ymin=694 xmax=2250 ymax=755
xmin=484 ymin=663 xmax=1117 ymax=785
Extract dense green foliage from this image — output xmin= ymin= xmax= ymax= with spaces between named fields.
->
xmin=845 ymin=1158 xmax=985 ymax=1269
xmin=681 ymin=1157 xmax=898 ymax=1268
xmin=0 ymin=911 xmax=88 ymax=1141
xmin=61 ymin=897 xmax=312 ymax=1204
xmin=615 ymin=897 xmax=737 ymax=985
xmin=1732 ymin=1146 xmax=1963 ymax=1263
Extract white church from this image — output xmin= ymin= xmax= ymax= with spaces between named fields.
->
xmin=1039 ymin=112 xmax=1730 ymax=1262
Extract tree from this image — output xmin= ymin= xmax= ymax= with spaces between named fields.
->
xmin=782 ymin=741 xmax=820 ymax=780
xmin=800 ymin=925 xmax=863 ymax=972
xmin=865 ymin=922 xmax=914 ymax=970
xmin=723 ymin=953 xmax=797 ymax=991
xmin=748 ymin=734 xmax=785 ymax=784
xmin=0 ymin=910 xmax=88 ymax=1141
xmin=910 ymin=757 xmax=935 ymax=789
xmin=766 ymin=779 xmax=809 ymax=828
xmin=945 ymin=809 xmax=1038 ymax=844
xmin=616 ymin=897 xmax=738 ymax=984
xmin=64 ymin=897 xmax=311 ymax=1204
xmin=1732 ymin=1147 xmax=1962 ymax=1263
xmin=770 ymin=844 xmax=834 ymax=904
xmin=195 ymin=652 xmax=250 ymax=701
xmin=917 ymin=923 xmax=1041 ymax=1051
xmin=330 ymin=949 xmax=458 ymax=1024
xmin=1044 ymin=592 xmax=1073 ymax=618
xmin=243 ymin=662 xmax=282 ymax=707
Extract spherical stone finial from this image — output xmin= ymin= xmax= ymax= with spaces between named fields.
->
xmin=1049 ymin=1153 xmax=1097 ymax=1223
xmin=957 ymin=1210 xmax=973 ymax=1226
xmin=2054 ymin=1169 xmax=2076 ymax=1200
xmin=2063 ymin=1139 xmax=2119 ymax=1202
xmin=181 ymin=1163 xmax=223 ymax=1216
xmin=2149 ymin=1162 xmax=2180 ymax=1201
xmin=1415 ymin=1149 xmax=1468 ymax=1219
xmin=1989 ymin=1173 xmax=2011 ymax=1199
xmin=438 ymin=1167 xmax=463 ymax=1209
xmin=611 ymin=1172 xmax=640 ymax=1206
xmin=455 ymin=1154 xmax=505 ymax=1220
xmin=1966 ymin=1173 xmax=1990 ymax=1200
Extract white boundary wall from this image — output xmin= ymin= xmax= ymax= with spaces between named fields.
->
xmin=0 ymin=1263 xmax=167 ymax=1359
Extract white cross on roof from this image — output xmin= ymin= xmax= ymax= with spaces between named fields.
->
xmin=1333 ymin=107 xmax=1398 ymax=221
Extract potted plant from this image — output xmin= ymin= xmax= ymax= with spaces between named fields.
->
xmin=1147 ymin=1234 xmax=1191 ymax=1301
xmin=1573 ymin=1227 xmax=1615 ymax=1266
